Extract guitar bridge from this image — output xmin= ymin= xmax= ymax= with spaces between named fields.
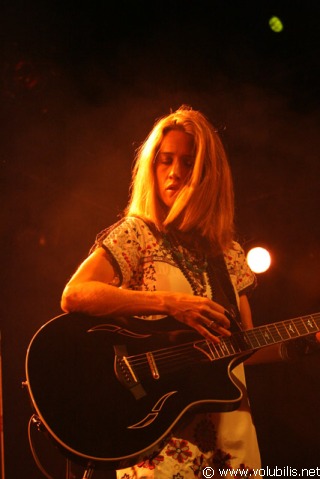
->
xmin=114 ymin=345 xmax=146 ymax=399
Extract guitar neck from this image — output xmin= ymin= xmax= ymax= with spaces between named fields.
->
xmin=195 ymin=313 xmax=320 ymax=361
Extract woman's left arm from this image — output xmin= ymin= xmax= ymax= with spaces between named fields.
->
xmin=239 ymin=295 xmax=281 ymax=364
xmin=241 ymin=296 xmax=320 ymax=365
xmin=239 ymin=294 xmax=253 ymax=330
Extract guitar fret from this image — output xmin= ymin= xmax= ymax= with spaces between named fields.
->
xmin=194 ymin=340 xmax=218 ymax=361
xmin=237 ymin=330 xmax=254 ymax=352
xmin=214 ymin=340 xmax=232 ymax=358
xmin=301 ymin=315 xmax=318 ymax=333
xmin=295 ymin=319 xmax=309 ymax=335
xmin=230 ymin=335 xmax=243 ymax=354
xmin=267 ymin=324 xmax=282 ymax=342
xmin=260 ymin=326 xmax=274 ymax=345
xmin=234 ymin=342 xmax=244 ymax=354
xmin=220 ymin=342 xmax=228 ymax=356
xmin=249 ymin=328 xmax=270 ymax=347
xmin=215 ymin=342 xmax=225 ymax=358
xmin=221 ymin=339 xmax=235 ymax=356
xmin=191 ymin=313 xmax=320 ymax=363
xmin=284 ymin=320 xmax=299 ymax=338
xmin=214 ymin=343 xmax=224 ymax=358
xmin=207 ymin=342 xmax=220 ymax=359
xmin=257 ymin=329 xmax=269 ymax=346
xmin=246 ymin=328 xmax=269 ymax=349
xmin=274 ymin=323 xmax=290 ymax=340
xmin=224 ymin=338 xmax=237 ymax=355
xmin=244 ymin=331 xmax=260 ymax=349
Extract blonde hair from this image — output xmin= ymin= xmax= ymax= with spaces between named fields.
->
xmin=125 ymin=105 xmax=235 ymax=251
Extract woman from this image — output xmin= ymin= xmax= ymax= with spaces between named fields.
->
xmin=60 ymin=105 xmax=279 ymax=478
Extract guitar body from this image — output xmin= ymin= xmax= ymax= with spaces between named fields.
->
xmin=25 ymin=313 xmax=246 ymax=469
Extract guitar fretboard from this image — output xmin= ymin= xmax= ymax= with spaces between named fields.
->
xmin=195 ymin=313 xmax=320 ymax=361
xmin=124 ymin=313 xmax=320 ymax=380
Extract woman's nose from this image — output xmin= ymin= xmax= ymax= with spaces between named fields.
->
xmin=168 ymin=160 xmax=181 ymax=179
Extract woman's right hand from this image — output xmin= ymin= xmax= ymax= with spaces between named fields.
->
xmin=61 ymin=248 xmax=231 ymax=344
xmin=161 ymin=291 xmax=231 ymax=343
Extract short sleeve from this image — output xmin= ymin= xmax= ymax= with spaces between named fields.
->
xmin=96 ymin=217 xmax=153 ymax=286
xmin=224 ymin=241 xmax=257 ymax=295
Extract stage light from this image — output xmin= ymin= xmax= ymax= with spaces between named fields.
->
xmin=247 ymin=247 xmax=271 ymax=274
xmin=269 ymin=16 xmax=284 ymax=33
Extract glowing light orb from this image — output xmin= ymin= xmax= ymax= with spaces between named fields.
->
xmin=247 ymin=247 xmax=271 ymax=273
xmin=269 ymin=16 xmax=284 ymax=33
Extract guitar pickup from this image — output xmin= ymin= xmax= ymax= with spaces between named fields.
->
xmin=146 ymin=352 xmax=160 ymax=379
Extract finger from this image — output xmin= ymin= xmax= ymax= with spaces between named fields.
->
xmin=205 ymin=319 xmax=231 ymax=337
xmin=192 ymin=297 xmax=232 ymax=330
xmin=197 ymin=324 xmax=222 ymax=344
xmin=206 ymin=319 xmax=216 ymax=330
xmin=204 ymin=312 xmax=231 ymax=330
xmin=206 ymin=306 xmax=231 ymax=329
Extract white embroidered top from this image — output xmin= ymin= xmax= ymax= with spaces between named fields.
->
xmin=98 ymin=217 xmax=261 ymax=479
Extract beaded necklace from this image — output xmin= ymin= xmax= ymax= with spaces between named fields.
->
xmin=161 ymin=231 xmax=242 ymax=332
xmin=161 ymin=232 xmax=214 ymax=297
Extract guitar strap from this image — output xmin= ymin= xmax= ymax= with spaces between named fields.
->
xmin=208 ymin=254 xmax=242 ymax=333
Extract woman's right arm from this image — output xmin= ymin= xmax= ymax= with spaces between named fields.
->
xmin=61 ymin=247 xmax=231 ymax=342
xmin=61 ymin=247 xmax=168 ymax=318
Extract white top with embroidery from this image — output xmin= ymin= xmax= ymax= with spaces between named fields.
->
xmin=98 ymin=217 xmax=261 ymax=479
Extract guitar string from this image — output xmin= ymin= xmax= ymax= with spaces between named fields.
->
xmin=127 ymin=313 xmax=320 ymax=366
xmin=124 ymin=314 xmax=320 ymax=375
xmin=125 ymin=346 xmax=215 ymax=378
xmin=126 ymin=335 xmax=242 ymax=365
xmin=126 ymin=315 xmax=320 ymax=369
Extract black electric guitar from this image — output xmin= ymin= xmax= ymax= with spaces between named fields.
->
xmin=25 ymin=312 xmax=320 ymax=470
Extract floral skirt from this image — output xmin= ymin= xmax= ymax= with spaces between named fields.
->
xmin=116 ymin=366 xmax=262 ymax=479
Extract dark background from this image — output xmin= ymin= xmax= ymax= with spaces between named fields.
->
xmin=1 ymin=1 xmax=320 ymax=477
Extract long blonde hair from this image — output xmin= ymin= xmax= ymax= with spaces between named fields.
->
xmin=125 ymin=105 xmax=235 ymax=251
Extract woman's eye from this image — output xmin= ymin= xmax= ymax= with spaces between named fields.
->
xmin=158 ymin=155 xmax=172 ymax=165
xmin=184 ymin=158 xmax=194 ymax=168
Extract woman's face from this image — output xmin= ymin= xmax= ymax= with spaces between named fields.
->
xmin=155 ymin=129 xmax=195 ymax=209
